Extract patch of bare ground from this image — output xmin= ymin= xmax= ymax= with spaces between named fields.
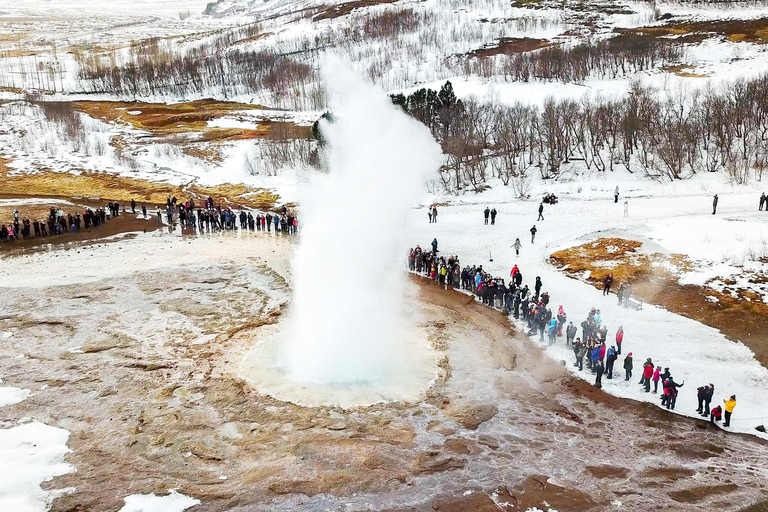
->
xmin=551 ymin=238 xmax=768 ymax=369
xmin=4 ymin=266 xmax=768 ymax=511
xmin=669 ymin=484 xmax=739 ymax=503
xmin=313 ymin=0 xmax=398 ymax=21
xmin=73 ymin=99 xmax=312 ymax=142
xmin=662 ymin=64 xmax=709 ymax=78
xmin=620 ymin=18 xmax=768 ymax=44
xmin=0 ymin=160 xmax=280 ymax=210
xmin=470 ymin=37 xmax=551 ymax=58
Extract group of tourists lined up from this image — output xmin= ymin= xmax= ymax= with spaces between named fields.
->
xmin=1 ymin=205 xmax=111 ymax=242
xmin=156 ymin=196 xmax=298 ymax=234
xmin=407 ymin=245 xmax=739 ymax=430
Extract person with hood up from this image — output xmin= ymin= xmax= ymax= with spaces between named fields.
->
xmin=623 ymin=352 xmax=633 ymax=381
xmin=556 ymin=306 xmax=566 ymax=336
xmin=723 ymin=395 xmax=737 ymax=427
xmin=710 ymin=404 xmax=723 ymax=425
xmin=760 ymin=193 xmax=766 ymax=211
xmin=548 ymin=318 xmax=557 ymax=345
xmin=534 ymin=276 xmax=542 ymax=298
xmin=652 ymin=366 xmax=662 ymax=394
xmin=431 ymin=238 xmax=438 ymax=254
xmin=510 ymin=265 xmax=519 ymax=279
xmin=606 ymin=346 xmax=618 ymax=379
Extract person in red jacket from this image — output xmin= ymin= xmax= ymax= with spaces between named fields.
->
xmin=642 ymin=359 xmax=654 ymax=392
xmin=615 ymin=326 xmax=624 ymax=354
xmin=710 ymin=405 xmax=722 ymax=425
xmin=598 ymin=343 xmax=607 ymax=364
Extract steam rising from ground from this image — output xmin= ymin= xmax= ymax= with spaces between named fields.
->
xmin=282 ymin=63 xmax=442 ymax=384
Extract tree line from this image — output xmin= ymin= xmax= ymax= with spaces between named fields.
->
xmin=391 ymin=75 xmax=768 ymax=193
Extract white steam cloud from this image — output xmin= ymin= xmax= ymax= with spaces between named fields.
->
xmin=282 ymin=62 xmax=442 ymax=384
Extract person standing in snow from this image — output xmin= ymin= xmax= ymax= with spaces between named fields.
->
xmin=534 ymin=276 xmax=542 ymax=299
xmin=490 ymin=208 xmax=497 ymax=225
xmin=484 ymin=207 xmax=490 ymax=225
xmin=623 ymin=199 xmax=628 ymax=217
xmin=566 ymin=321 xmax=577 ymax=346
xmin=432 ymin=205 xmax=438 ymax=223
xmin=606 ymin=346 xmax=618 ymax=379
xmin=537 ymin=202 xmax=544 ymax=221
xmin=530 ymin=225 xmax=537 ymax=243
xmin=512 ymin=238 xmax=522 ymax=256
xmin=640 ymin=358 xmax=654 ymax=391
xmin=712 ymin=194 xmax=718 ymax=215
xmin=615 ymin=325 xmax=624 ymax=354
xmin=594 ymin=360 xmax=604 ymax=388
xmin=431 ymin=238 xmax=438 ymax=254
xmin=614 ymin=186 xmax=620 ymax=203
xmin=697 ymin=385 xmax=707 ymax=414
xmin=702 ymin=384 xmax=714 ymax=417
xmin=623 ymin=352 xmax=633 ymax=381
xmin=428 ymin=209 xmax=433 ymax=223
xmin=760 ymin=193 xmax=766 ymax=211
xmin=710 ymin=405 xmax=723 ymax=425
xmin=603 ymin=273 xmax=614 ymax=296
xmin=723 ymin=395 xmax=736 ymax=427
xmin=652 ymin=366 xmax=661 ymax=394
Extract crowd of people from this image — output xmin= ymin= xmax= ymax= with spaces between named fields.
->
xmin=1 ymin=196 xmax=298 ymax=244
xmin=406 ymin=244 xmax=739 ymax=430
xmin=1 ymin=204 xmax=114 ymax=242
xmin=156 ymin=195 xmax=298 ymax=235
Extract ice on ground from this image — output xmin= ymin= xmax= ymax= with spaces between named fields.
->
xmin=118 ymin=491 xmax=200 ymax=512
xmin=0 ymin=386 xmax=31 ymax=407
xmin=0 ymin=419 xmax=74 ymax=512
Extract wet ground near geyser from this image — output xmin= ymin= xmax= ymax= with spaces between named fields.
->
xmin=1 ymin=231 xmax=768 ymax=511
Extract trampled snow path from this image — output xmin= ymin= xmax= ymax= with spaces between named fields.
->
xmin=410 ymin=184 xmax=768 ymax=439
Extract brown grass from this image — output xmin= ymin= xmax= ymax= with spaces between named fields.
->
xmin=550 ymin=238 xmax=648 ymax=285
xmin=73 ymin=100 xmax=312 ymax=142
xmin=0 ymin=160 xmax=279 ymax=210
xmin=621 ymin=18 xmax=768 ymax=45
xmin=661 ymin=64 xmax=708 ymax=78
xmin=470 ymin=37 xmax=551 ymax=58
xmin=313 ymin=0 xmax=398 ymax=21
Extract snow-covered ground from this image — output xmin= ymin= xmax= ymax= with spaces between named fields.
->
xmin=410 ymin=174 xmax=768 ymax=439
xmin=0 ymin=380 xmax=74 ymax=512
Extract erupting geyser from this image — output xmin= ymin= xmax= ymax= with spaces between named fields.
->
xmin=239 ymin=63 xmax=443 ymax=407
xmin=282 ymin=63 xmax=442 ymax=384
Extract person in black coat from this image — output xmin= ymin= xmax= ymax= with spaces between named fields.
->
xmin=701 ymin=384 xmax=714 ymax=417
xmin=538 ymin=202 xmax=544 ymax=221
xmin=534 ymin=276 xmax=542 ymax=298
xmin=594 ymin=361 xmax=604 ymax=388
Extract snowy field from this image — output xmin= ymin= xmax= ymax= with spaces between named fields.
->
xmin=411 ymin=174 xmax=768 ymax=439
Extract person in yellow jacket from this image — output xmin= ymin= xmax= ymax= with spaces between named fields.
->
xmin=723 ymin=395 xmax=737 ymax=427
